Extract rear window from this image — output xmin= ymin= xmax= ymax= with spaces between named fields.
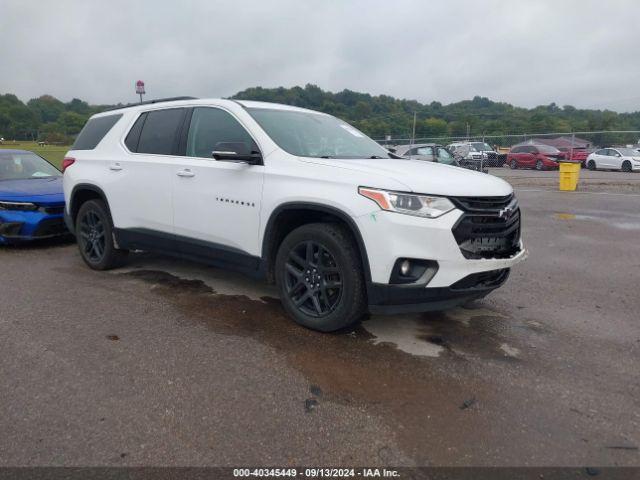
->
xmin=136 ymin=108 xmax=186 ymax=155
xmin=72 ymin=114 xmax=122 ymax=150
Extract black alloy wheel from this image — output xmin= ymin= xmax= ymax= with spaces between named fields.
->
xmin=284 ymin=240 xmax=342 ymax=317
xmin=78 ymin=210 xmax=106 ymax=263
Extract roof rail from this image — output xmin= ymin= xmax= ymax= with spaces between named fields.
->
xmin=102 ymin=96 xmax=198 ymax=112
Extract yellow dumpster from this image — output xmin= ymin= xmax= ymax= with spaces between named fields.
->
xmin=559 ymin=161 xmax=581 ymax=191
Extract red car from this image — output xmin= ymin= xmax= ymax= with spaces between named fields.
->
xmin=507 ymin=144 xmax=562 ymax=170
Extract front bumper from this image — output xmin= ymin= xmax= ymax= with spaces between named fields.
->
xmin=0 ymin=209 xmax=69 ymax=243
xmin=354 ymin=207 xmax=527 ymax=312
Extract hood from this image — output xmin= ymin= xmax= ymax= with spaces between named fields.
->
xmin=0 ymin=177 xmax=64 ymax=204
xmin=301 ymin=157 xmax=513 ymax=197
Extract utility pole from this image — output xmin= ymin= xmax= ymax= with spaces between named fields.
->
xmin=411 ymin=112 xmax=417 ymax=147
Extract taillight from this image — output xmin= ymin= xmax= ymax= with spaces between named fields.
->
xmin=62 ymin=157 xmax=75 ymax=173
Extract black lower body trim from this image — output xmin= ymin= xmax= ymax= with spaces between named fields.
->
xmin=367 ymin=268 xmax=510 ymax=315
xmin=114 ymin=228 xmax=265 ymax=278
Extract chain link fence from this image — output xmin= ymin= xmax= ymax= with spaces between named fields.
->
xmin=374 ymin=130 xmax=640 ymax=171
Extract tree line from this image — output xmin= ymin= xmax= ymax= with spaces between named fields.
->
xmin=2 ymin=85 xmax=640 ymax=145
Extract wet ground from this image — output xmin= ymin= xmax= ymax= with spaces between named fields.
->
xmin=0 ymin=187 xmax=639 ymax=467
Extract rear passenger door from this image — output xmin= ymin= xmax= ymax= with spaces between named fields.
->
xmin=172 ymin=106 xmax=265 ymax=262
xmin=108 ymin=107 xmax=187 ymax=247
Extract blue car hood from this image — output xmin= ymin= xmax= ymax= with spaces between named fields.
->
xmin=0 ymin=177 xmax=64 ymax=204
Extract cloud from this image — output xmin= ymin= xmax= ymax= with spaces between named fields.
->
xmin=1 ymin=0 xmax=638 ymax=111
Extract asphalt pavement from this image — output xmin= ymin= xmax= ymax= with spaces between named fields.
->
xmin=0 ymin=185 xmax=639 ymax=467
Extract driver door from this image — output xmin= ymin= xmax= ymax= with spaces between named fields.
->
xmin=172 ymin=106 xmax=265 ymax=261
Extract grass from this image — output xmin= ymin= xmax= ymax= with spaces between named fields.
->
xmin=0 ymin=141 xmax=71 ymax=169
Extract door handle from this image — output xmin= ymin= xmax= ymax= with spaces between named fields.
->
xmin=176 ymin=169 xmax=195 ymax=178
xmin=109 ymin=163 xmax=123 ymax=171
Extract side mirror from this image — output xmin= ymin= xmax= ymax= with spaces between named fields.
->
xmin=387 ymin=147 xmax=397 ymax=153
xmin=212 ymin=142 xmax=262 ymax=165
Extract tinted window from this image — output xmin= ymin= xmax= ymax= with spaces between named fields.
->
xmin=137 ymin=108 xmax=186 ymax=155
xmin=72 ymin=114 xmax=122 ymax=150
xmin=595 ymin=149 xmax=606 ymax=155
xmin=125 ymin=113 xmax=147 ymax=152
xmin=186 ymin=107 xmax=257 ymax=158
xmin=511 ymin=146 xmax=522 ymax=153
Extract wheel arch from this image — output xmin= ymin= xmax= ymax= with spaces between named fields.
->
xmin=69 ymin=183 xmax=110 ymax=227
xmin=261 ymin=202 xmax=371 ymax=284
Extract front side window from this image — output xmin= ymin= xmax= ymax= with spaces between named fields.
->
xmin=0 ymin=152 xmax=60 ymax=180
xmin=416 ymin=146 xmax=434 ymax=156
xmin=186 ymin=107 xmax=257 ymax=158
xmin=247 ymin=107 xmax=391 ymax=159
xmin=136 ymin=108 xmax=186 ymax=155
xmin=436 ymin=147 xmax=455 ymax=164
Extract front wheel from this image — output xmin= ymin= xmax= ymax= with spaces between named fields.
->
xmin=535 ymin=160 xmax=543 ymax=170
xmin=275 ymin=223 xmax=366 ymax=332
xmin=587 ymin=160 xmax=596 ymax=171
xmin=76 ymin=199 xmax=128 ymax=270
xmin=510 ymin=159 xmax=517 ymax=169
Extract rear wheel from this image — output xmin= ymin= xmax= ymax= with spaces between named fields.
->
xmin=587 ymin=160 xmax=596 ymax=171
xmin=275 ymin=223 xmax=366 ymax=332
xmin=510 ymin=159 xmax=517 ymax=169
xmin=76 ymin=199 xmax=128 ymax=270
xmin=622 ymin=160 xmax=632 ymax=172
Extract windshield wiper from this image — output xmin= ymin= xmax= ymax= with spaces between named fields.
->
xmin=320 ymin=155 xmax=332 ymax=159
xmin=369 ymin=155 xmax=385 ymax=159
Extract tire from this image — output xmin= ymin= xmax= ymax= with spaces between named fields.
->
xmin=275 ymin=222 xmax=366 ymax=332
xmin=510 ymin=159 xmax=517 ymax=169
xmin=622 ymin=161 xmax=632 ymax=172
xmin=587 ymin=160 xmax=596 ymax=171
xmin=75 ymin=199 xmax=128 ymax=270
xmin=535 ymin=160 xmax=543 ymax=170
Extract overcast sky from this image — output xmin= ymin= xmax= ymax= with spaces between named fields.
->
xmin=1 ymin=0 xmax=639 ymax=111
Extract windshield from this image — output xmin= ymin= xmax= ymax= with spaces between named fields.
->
xmin=471 ymin=142 xmax=493 ymax=152
xmin=0 ymin=152 xmax=61 ymax=181
xmin=536 ymin=145 xmax=561 ymax=154
xmin=247 ymin=108 xmax=391 ymax=159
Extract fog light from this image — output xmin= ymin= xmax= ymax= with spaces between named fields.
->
xmin=400 ymin=260 xmax=411 ymax=276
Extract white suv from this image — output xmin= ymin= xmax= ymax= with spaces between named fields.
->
xmin=63 ymin=98 xmax=526 ymax=331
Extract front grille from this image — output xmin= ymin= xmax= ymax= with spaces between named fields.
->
xmin=33 ymin=218 xmax=67 ymax=237
xmin=451 ymin=268 xmax=510 ymax=290
xmin=451 ymin=194 xmax=521 ymax=259
xmin=0 ymin=221 xmax=24 ymax=237
xmin=40 ymin=205 xmax=65 ymax=215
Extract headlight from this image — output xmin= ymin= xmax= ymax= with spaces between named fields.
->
xmin=358 ymin=187 xmax=455 ymax=218
xmin=0 ymin=201 xmax=38 ymax=211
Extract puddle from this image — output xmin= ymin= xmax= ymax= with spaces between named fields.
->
xmin=117 ymin=264 xmax=540 ymax=459
xmin=554 ymin=213 xmax=640 ymax=231
xmin=363 ymin=315 xmax=445 ymax=357
xmin=363 ymin=306 xmax=520 ymax=360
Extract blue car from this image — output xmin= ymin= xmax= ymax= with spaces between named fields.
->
xmin=0 ymin=149 xmax=68 ymax=244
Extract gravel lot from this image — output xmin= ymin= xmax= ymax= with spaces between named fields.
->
xmin=0 ymin=177 xmax=639 ymax=467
